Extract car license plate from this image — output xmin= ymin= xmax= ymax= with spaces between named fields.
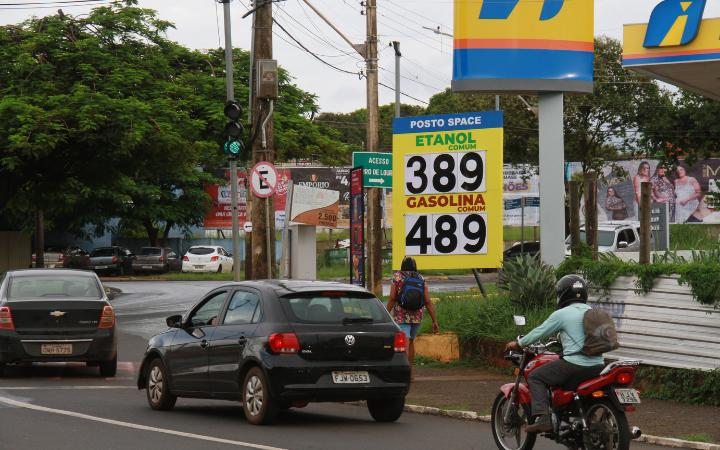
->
xmin=41 ymin=344 xmax=72 ymax=355
xmin=615 ymin=388 xmax=641 ymax=404
xmin=194 ymin=265 xmax=204 ymax=269
xmin=142 ymin=265 xmax=153 ymax=269
xmin=332 ymin=371 xmax=370 ymax=384
xmin=95 ymin=265 xmax=108 ymax=269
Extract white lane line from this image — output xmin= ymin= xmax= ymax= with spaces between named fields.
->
xmin=0 ymin=386 xmax=135 ymax=390
xmin=0 ymin=396 xmax=288 ymax=450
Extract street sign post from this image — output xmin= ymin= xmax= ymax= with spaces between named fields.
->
xmin=392 ymin=111 xmax=504 ymax=270
xmin=352 ymin=152 xmax=392 ymax=188
xmin=250 ymin=161 xmax=278 ymax=198
xmin=350 ymin=168 xmax=365 ymax=286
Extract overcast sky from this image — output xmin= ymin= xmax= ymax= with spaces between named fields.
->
xmin=3 ymin=0 xmax=720 ymax=113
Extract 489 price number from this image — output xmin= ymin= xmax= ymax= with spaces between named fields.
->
xmin=405 ymin=213 xmax=488 ymax=256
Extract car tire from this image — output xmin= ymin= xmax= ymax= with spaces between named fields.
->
xmin=99 ymin=355 xmax=117 ymax=377
xmin=242 ymin=367 xmax=278 ymax=425
xmin=0 ymin=363 xmax=5 ymax=377
xmin=217 ymin=265 xmax=223 ymax=273
xmin=117 ymin=265 xmax=124 ymax=277
xmin=146 ymin=358 xmax=177 ymax=411
xmin=367 ymin=397 xmax=405 ymax=422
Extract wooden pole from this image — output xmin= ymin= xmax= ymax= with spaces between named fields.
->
xmin=569 ymin=181 xmax=581 ymax=257
xmin=583 ymin=173 xmax=598 ymax=260
xmin=35 ymin=209 xmax=44 ymax=268
xmin=640 ymin=182 xmax=652 ymax=264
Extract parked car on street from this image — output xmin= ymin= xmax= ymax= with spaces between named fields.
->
xmin=565 ymin=222 xmax=654 ymax=255
xmin=137 ymin=280 xmax=410 ymax=424
xmin=89 ymin=246 xmax=134 ymax=276
xmin=31 ymin=246 xmax=67 ymax=268
xmin=0 ymin=269 xmax=117 ymax=377
xmin=62 ymin=247 xmax=91 ymax=270
xmin=132 ymin=247 xmax=181 ymax=274
xmin=181 ymin=246 xmax=233 ymax=273
xmin=503 ymin=241 xmax=541 ymax=261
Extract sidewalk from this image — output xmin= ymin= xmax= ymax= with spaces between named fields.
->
xmin=408 ymin=366 xmax=720 ymax=444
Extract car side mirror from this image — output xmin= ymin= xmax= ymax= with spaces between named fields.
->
xmin=166 ymin=314 xmax=183 ymax=328
xmin=513 ymin=315 xmax=526 ymax=327
xmin=618 ymin=241 xmax=628 ymax=249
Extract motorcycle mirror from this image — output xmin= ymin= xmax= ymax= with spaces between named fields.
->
xmin=513 ymin=315 xmax=527 ymax=327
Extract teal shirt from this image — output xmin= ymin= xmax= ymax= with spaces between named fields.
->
xmin=518 ymin=303 xmax=604 ymax=367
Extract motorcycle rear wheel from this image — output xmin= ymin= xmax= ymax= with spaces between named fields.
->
xmin=583 ymin=399 xmax=630 ymax=450
xmin=491 ymin=392 xmax=536 ymax=450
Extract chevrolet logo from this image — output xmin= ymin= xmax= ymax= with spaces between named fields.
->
xmin=49 ymin=311 xmax=67 ymax=318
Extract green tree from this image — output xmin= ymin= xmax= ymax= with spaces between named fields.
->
xmin=0 ymin=1 xmax=348 ymax=244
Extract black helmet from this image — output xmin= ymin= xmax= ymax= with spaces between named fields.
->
xmin=556 ymin=274 xmax=588 ymax=309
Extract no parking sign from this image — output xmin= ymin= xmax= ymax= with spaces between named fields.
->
xmin=250 ymin=161 xmax=278 ymax=198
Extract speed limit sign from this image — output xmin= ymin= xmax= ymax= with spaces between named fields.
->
xmin=392 ymin=112 xmax=504 ymax=270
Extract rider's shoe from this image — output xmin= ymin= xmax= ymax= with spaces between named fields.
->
xmin=526 ymin=415 xmax=553 ymax=433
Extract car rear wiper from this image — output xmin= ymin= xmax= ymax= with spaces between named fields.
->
xmin=342 ymin=317 xmax=374 ymax=324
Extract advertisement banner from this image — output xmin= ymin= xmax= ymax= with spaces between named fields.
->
xmin=203 ymin=171 xmax=249 ymax=229
xmin=289 ymin=185 xmax=340 ymax=228
xmin=392 ymin=112 xmax=504 ymax=270
xmin=453 ymin=0 xmax=594 ymax=94
xmin=350 ymin=168 xmax=365 ymax=286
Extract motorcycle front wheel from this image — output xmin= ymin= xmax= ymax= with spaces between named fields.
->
xmin=490 ymin=392 xmax=536 ymax=450
xmin=583 ymin=399 xmax=630 ymax=450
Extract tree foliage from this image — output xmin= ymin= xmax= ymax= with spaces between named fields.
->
xmin=0 ymin=1 xmax=347 ymax=243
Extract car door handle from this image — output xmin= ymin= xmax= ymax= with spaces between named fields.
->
xmin=200 ymin=339 xmax=209 ymax=349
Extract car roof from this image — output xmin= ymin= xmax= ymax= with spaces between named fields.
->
xmin=219 ymin=280 xmax=373 ymax=297
xmin=6 ymin=269 xmax=97 ymax=278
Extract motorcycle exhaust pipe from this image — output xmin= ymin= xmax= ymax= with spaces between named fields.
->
xmin=631 ymin=427 xmax=642 ymax=440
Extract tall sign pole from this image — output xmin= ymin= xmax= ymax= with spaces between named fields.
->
xmin=392 ymin=41 xmax=401 ymax=118
xmin=366 ymin=0 xmax=382 ymax=297
xmin=222 ymin=0 xmax=242 ymax=282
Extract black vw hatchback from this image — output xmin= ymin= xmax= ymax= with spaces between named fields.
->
xmin=137 ymin=280 xmax=410 ymax=424
xmin=0 ymin=269 xmax=117 ymax=376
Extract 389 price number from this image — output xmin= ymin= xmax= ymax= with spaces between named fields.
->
xmin=405 ymin=213 xmax=488 ymax=256
xmin=404 ymin=151 xmax=486 ymax=196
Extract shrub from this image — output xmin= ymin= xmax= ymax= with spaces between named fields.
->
xmin=637 ymin=366 xmax=720 ymax=407
xmin=499 ymin=255 xmax=556 ymax=311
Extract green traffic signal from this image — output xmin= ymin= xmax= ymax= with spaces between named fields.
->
xmin=224 ymin=139 xmax=244 ymax=157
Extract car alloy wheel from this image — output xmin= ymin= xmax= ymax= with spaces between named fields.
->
xmin=146 ymin=359 xmax=176 ymax=411
xmin=242 ymin=367 xmax=278 ymax=425
xmin=245 ymin=375 xmax=264 ymax=417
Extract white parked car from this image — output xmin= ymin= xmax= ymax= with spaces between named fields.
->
xmin=565 ymin=222 xmax=654 ymax=255
xmin=181 ymin=246 xmax=234 ymax=273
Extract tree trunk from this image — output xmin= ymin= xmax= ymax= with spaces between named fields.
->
xmin=144 ymin=221 xmax=159 ymax=247
xmin=35 ymin=209 xmax=45 ymax=268
xmin=160 ymin=221 xmax=174 ymax=248
xmin=583 ymin=172 xmax=598 ymax=260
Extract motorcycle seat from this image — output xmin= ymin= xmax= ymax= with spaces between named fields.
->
xmin=560 ymin=365 xmax=605 ymax=391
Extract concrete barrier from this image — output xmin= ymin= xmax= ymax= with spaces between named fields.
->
xmin=414 ymin=332 xmax=460 ymax=362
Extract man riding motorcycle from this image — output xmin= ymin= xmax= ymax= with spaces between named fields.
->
xmin=505 ymin=274 xmax=604 ymax=433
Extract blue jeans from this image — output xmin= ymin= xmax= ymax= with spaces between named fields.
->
xmin=398 ymin=323 xmax=421 ymax=340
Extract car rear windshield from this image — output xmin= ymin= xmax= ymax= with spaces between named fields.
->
xmin=8 ymin=275 xmax=102 ymax=299
xmin=90 ymin=248 xmax=116 ymax=257
xmin=280 ymin=293 xmax=390 ymax=324
xmin=189 ymin=247 xmax=215 ymax=255
xmin=140 ymin=247 xmax=162 ymax=256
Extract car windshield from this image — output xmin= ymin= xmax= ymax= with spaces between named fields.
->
xmin=189 ymin=247 xmax=215 ymax=255
xmin=8 ymin=274 xmax=102 ymax=299
xmin=140 ymin=248 xmax=162 ymax=256
xmin=91 ymin=248 xmax=116 ymax=257
xmin=280 ymin=293 xmax=390 ymax=324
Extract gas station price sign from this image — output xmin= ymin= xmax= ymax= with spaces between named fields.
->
xmin=392 ymin=112 xmax=504 ymax=270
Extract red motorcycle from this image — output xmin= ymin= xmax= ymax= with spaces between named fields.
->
xmin=491 ymin=337 xmax=642 ymax=450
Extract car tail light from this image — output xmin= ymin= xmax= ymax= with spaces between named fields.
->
xmin=59 ymin=253 xmax=64 ymax=262
xmin=0 ymin=306 xmax=15 ymax=330
xmin=182 ymin=255 xmax=189 ymax=262
xmin=98 ymin=305 xmax=115 ymax=329
xmin=31 ymin=254 xmax=36 ymax=262
xmin=394 ymin=331 xmax=407 ymax=353
xmin=210 ymin=256 xmax=219 ymax=262
xmin=111 ymin=256 xmax=119 ymax=264
xmin=268 ymin=333 xmax=300 ymax=354
xmin=616 ymin=372 xmax=634 ymax=385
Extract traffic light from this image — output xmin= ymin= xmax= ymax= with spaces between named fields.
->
xmin=222 ymin=101 xmax=245 ymax=159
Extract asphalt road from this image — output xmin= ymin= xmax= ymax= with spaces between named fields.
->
xmin=0 ymin=281 xmax=666 ymax=450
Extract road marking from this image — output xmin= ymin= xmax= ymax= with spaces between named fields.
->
xmin=0 ymin=396 xmax=287 ymax=450
xmin=0 ymin=386 xmax=135 ymax=390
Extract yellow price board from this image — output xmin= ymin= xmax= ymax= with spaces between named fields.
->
xmin=392 ymin=112 xmax=504 ymax=270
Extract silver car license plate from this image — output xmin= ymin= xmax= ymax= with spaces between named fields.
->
xmin=41 ymin=344 xmax=72 ymax=355
xmin=332 ymin=371 xmax=370 ymax=384
xmin=142 ymin=265 xmax=153 ymax=269
xmin=95 ymin=265 xmax=108 ymax=269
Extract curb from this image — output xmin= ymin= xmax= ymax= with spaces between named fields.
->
xmin=401 ymin=404 xmax=719 ymax=450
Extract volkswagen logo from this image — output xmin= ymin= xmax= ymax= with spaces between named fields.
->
xmin=344 ymin=335 xmax=356 ymax=346
xmin=49 ymin=311 xmax=67 ymax=318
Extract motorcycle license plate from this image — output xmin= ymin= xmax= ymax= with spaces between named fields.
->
xmin=615 ymin=388 xmax=641 ymax=404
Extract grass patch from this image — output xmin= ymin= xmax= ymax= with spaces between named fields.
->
xmin=504 ymin=226 xmax=539 ymax=242
xmin=670 ymin=224 xmax=720 ymax=250
xmin=678 ymin=434 xmax=714 ymax=443
xmin=414 ymin=355 xmax=485 ymax=369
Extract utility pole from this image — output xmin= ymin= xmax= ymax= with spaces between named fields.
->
xmin=365 ymin=0 xmax=382 ymax=297
xmin=250 ymin=0 xmax=275 ymax=279
xmin=221 ymin=0 xmax=242 ymax=282
xmin=392 ymin=41 xmax=401 ymax=118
